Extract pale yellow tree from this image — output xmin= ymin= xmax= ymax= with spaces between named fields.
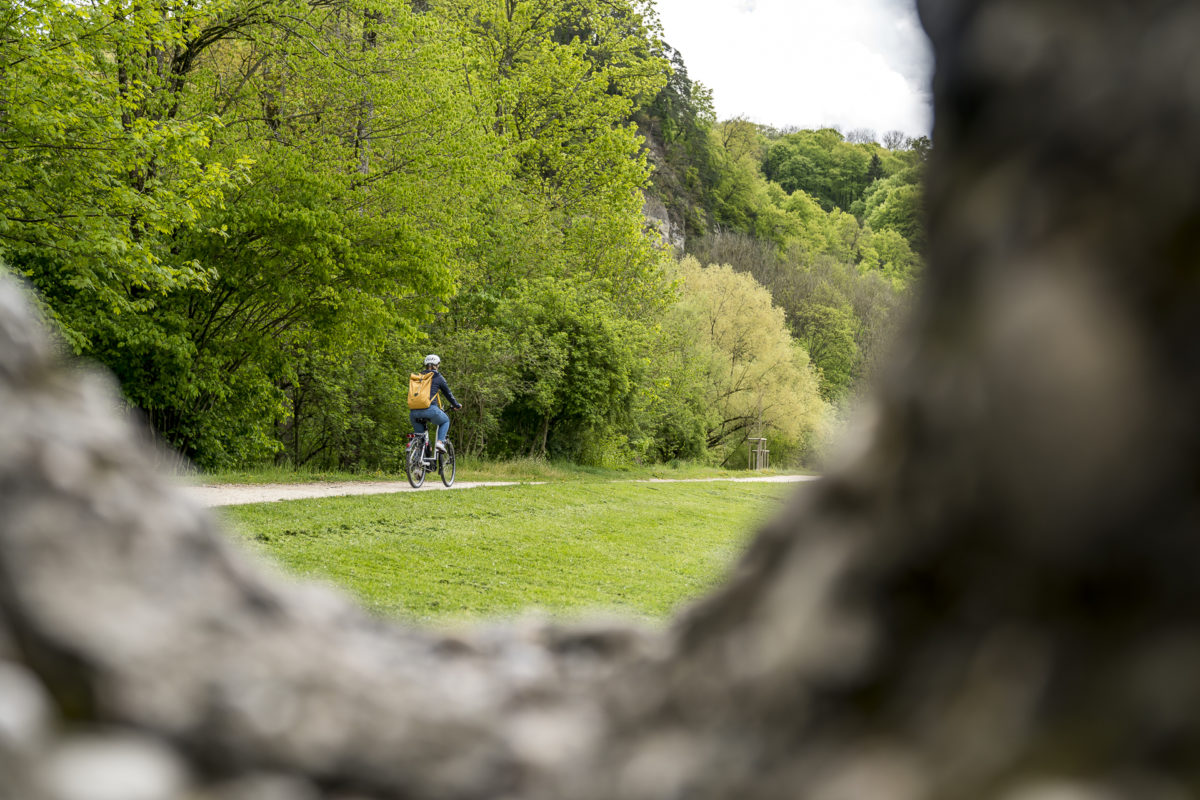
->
xmin=666 ymin=256 xmax=828 ymax=459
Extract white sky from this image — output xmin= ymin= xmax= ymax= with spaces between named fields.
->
xmin=649 ymin=0 xmax=934 ymax=140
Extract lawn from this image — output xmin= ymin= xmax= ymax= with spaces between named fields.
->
xmin=218 ymin=480 xmax=802 ymax=625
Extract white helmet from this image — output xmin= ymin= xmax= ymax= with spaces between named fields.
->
xmin=423 ymin=354 xmax=441 ymax=367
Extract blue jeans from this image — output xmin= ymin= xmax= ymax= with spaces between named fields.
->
xmin=409 ymin=406 xmax=449 ymax=445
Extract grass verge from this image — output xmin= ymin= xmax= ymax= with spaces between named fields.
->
xmin=191 ymin=458 xmax=813 ymax=486
xmin=218 ymin=480 xmax=801 ymax=625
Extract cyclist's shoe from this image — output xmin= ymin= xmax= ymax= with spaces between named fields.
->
xmin=434 ymin=440 xmax=447 ymax=452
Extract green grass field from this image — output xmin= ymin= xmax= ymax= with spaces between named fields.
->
xmin=218 ymin=480 xmax=801 ymax=626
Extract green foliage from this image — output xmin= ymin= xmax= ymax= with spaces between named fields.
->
xmin=863 ymin=173 xmax=927 ymax=253
xmin=792 ymin=299 xmax=860 ymax=400
xmin=438 ymin=0 xmax=670 ymax=304
xmin=861 ymin=227 xmax=920 ymax=287
xmin=654 ymin=257 xmax=827 ymax=463
xmin=74 ymin=0 xmax=497 ymax=468
xmin=632 ymin=56 xmax=925 ymax=407
xmin=412 ymin=0 xmax=674 ymax=466
xmin=688 ymin=231 xmax=908 ymax=402
xmin=762 ymin=128 xmax=873 ymax=212
xmin=438 ymin=278 xmax=649 ymax=463
xmin=1 ymin=0 xmax=239 ymax=349
xmin=4 ymin=0 xmax=925 ymax=472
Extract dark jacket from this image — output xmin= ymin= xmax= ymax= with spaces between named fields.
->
xmin=421 ymin=368 xmax=459 ymax=410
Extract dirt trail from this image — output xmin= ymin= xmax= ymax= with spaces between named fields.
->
xmin=182 ymin=475 xmax=820 ymax=507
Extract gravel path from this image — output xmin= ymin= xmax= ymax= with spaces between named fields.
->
xmin=182 ymin=475 xmax=820 ymax=507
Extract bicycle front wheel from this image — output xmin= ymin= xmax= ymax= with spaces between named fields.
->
xmin=438 ymin=440 xmax=455 ymax=487
xmin=405 ymin=442 xmax=426 ymax=488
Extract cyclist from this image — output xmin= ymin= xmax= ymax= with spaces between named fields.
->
xmin=409 ymin=354 xmax=462 ymax=452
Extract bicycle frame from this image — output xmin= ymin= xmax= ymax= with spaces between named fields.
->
xmin=406 ymin=429 xmax=436 ymax=467
xmin=405 ymin=426 xmax=455 ymax=488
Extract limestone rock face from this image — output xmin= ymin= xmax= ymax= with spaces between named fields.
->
xmin=3 ymin=0 xmax=1200 ymax=798
xmin=642 ymin=194 xmax=684 ymax=252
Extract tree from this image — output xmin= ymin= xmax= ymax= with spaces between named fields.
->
xmin=864 ymin=227 xmax=919 ymax=286
xmin=688 ymin=226 xmax=912 ymax=403
xmin=845 ymin=127 xmax=877 ymax=144
xmin=791 ymin=296 xmax=861 ymax=400
xmin=763 ymin=128 xmax=880 ymax=213
xmin=661 ymin=257 xmax=826 ymax=461
xmin=419 ymin=0 xmax=677 ymax=464
xmin=882 ymin=128 xmax=907 ymax=149
xmin=864 ymin=178 xmax=927 ymax=254
xmin=866 ymin=152 xmax=885 ymax=184
xmin=0 ymin=0 xmax=239 ymax=351
xmin=485 ymin=278 xmax=648 ymax=461
xmin=92 ymin=0 xmax=501 ymax=467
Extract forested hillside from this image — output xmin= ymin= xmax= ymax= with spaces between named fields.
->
xmin=0 ymin=0 xmax=925 ymax=470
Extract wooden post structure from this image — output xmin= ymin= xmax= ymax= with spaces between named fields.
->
xmin=747 ymin=437 xmax=769 ymax=470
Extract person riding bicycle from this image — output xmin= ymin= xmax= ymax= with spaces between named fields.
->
xmin=409 ymin=354 xmax=462 ymax=452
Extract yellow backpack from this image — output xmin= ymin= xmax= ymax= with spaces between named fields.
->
xmin=407 ymin=371 xmax=435 ymax=410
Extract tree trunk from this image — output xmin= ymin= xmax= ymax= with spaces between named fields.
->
xmin=530 ymin=414 xmax=550 ymax=458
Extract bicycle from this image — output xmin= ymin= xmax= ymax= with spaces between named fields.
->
xmin=404 ymin=427 xmax=455 ymax=488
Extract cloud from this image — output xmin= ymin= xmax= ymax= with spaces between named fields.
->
xmin=651 ymin=0 xmax=933 ymax=137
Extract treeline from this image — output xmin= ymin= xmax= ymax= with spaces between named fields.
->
xmin=1 ymin=0 xmax=924 ymax=470
xmin=639 ymin=49 xmax=928 ymax=403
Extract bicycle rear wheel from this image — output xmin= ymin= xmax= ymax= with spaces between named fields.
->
xmin=405 ymin=441 xmax=426 ymax=488
xmin=438 ymin=440 xmax=455 ymax=487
